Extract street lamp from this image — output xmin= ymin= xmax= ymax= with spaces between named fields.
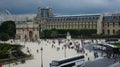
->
xmin=8 ymin=48 xmax=12 ymax=67
xmin=40 ymin=47 xmax=43 ymax=67
xmin=64 ymin=45 xmax=66 ymax=58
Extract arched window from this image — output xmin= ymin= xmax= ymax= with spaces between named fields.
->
xmin=35 ymin=34 xmax=37 ymax=40
xmin=19 ymin=36 xmax=21 ymax=39
xmin=113 ymin=29 xmax=115 ymax=34
xmin=102 ymin=29 xmax=104 ymax=34
xmin=25 ymin=35 xmax=27 ymax=41
xmin=113 ymin=22 xmax=115 ymax=27
xmin=107 ymin=29 xmax=110 ymax=35
xmin=29 ymin=31 xmax=33 ymax=41
xmin=102 ymin=23 xmax=104 ymax=27
xmin=108 ymin=23 xmax=109 ymax=27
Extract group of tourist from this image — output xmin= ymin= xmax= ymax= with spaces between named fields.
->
xmin=12 ymin=39 xmax=120 ymax=64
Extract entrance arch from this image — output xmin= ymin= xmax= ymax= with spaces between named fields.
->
xmin=29 ymin=31 xmax=33 ymax=41
xmin=24 ymin=35 xmax=27 ymax=41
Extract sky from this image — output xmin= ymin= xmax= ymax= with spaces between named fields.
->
xmin=0 ymin=0 xmax=120 ymax=15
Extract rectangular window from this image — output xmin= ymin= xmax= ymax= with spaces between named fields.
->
xmin=102 ymin=29 xmax=104 ymax=34
xmin=102 ymin=23 xmax=104 ymax=27
xmin=108 ymin=23 xmax=109 ymax=27
xmin=113 ymin=30 xmax=115 ymax=34
xmin=96 ymin=24 xmax=97 ymax=28
xmin=113 ymin=22 xmax=115 ymax=27
xmin=85 ymin=25 xmax=86 ymax=28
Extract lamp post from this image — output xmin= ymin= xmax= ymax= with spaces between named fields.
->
xmin=40 ymin=47 xmax=43 ymax=67
xmin=8 ymin=49 xmax=12 ymax=67
xmin=64 ymin=45 xmax=66 ymax=58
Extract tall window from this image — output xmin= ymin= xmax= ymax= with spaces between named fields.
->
xmin=108 ymin=23 xmax=109 ymax=27
xmin=102 ymin=29 xmax=104 ymax=34
xmin=113 ymin=29 xmax=115 ymax=34
xmin=41 ymin=9 xmax=49 ymax=17
xmin=107 ymin=29 xmax=110 ymax=35
xmin=85 ymin=25 xmax=86 ymax=28
xmin=102 ymin=23 xmax=104 ymax=27
xmin=91 ymin=22 xmax=93 ymax=28
xmin=88 ymin=24 xmax=90 ymax=28
xmin=92 ymin=17 xmax=95 ymax=20
xmin=95 ymin=24 xmax=97 ymax=28
xmin=113 ymin=22 xmax=115 ymax=27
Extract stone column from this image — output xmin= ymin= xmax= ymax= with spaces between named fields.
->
xmin=97 ymin=14 xmax=104 ymax=34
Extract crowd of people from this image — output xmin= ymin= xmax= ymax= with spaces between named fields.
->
xmin=3 ymin=38 xmax=120 ymax=67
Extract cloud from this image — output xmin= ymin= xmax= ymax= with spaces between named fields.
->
xmin=0 ymin=0 xmax=120 ymax=14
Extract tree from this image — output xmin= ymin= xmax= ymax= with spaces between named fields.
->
xmin=0 ymin=21 xmax=16 ymax=38
xmin=43 ymin=30 xmax=51 ymax=38
xmin=116 ymin=30 xmax=120 ymax=35
xmin=51 ymin=31 xmax=58 ymax=38
xmin=39 ymin=31 xmax=45 ymax=38
xmin=0 ymin=33 xmax=9 ymax=41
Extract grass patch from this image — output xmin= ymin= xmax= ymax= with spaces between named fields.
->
xmin=111 ymin=43 xmax=120 ymax=48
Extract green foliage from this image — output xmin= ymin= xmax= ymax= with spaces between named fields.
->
xmin=0 ymin=33 xmax=9 ymax=41
xmin=0 ymin=21 xmax=16 ymax=39
xmin=116 ymin=30 xmax=120 ymax=35
xmin=40 ymin=28 xmax=120 ymax=39
xmin=50 ymin=30 xmax=58 ymax=38
xmin=43 ymin=30 xmax=52 ymax=38
xmin=88 ymin=34 xmax=120 ymax=39
xmin=40 ymin=28 xmax=97 ymax=38
xmin=0 ymin=43 xmax=27 ymax=60
xmin=56 ymin=28 xmax=97 ymax=36
xmin=39 ymin=31 xmax=45 ymax=38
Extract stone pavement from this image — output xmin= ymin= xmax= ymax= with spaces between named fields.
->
xmin=1 ymin=39 xmax=120 ymax=67
xmin=109 ymin=62 xmax=120 ymax=67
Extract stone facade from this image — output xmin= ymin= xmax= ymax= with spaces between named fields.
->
xmin=102 ymin=14 xmax=120 ymax=35
xmin=16 ymin=22 xmax=39 ymax=41
xmin=16 ymin=7 xmax=120 ymax=41
xmin=35 ymin=7 xmax=120 ymax=35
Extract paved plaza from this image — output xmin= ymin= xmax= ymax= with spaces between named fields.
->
xmin=1 ymin=39 xmax=120 ymax=67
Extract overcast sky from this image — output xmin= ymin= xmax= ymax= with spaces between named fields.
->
xmin=0 ymin=0 xmax=120 ymax=15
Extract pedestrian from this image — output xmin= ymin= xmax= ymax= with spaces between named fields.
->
xmin=52 ymin=44 xmax=54 ymax=48
xmin=88 ymin=57 xmax=90 ymax=60
xmin=37 ymin=49 xmax=39 ymax=53
xmin=27 ymin=47 xmax=29 ymax=49
xmin=101 ymin=51 xmax=103 ymax=56
xmin=114 ymin=54 xmax=117 ymax=62
xmin=85 ymin=53 xmax=88 ymax=56
xmin=57 ymin=47 xmax=60 ymax=51
xmin=27 ymin=50 xmax=30 ymax=53
xmin=94 ymin=51 xmax=97 ymax=58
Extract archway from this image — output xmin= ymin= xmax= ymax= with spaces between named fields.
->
xmin=29 ymin=31 xmax=33 ymax=41
xmin=24 ymin=35 xmax=27 ymax=41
